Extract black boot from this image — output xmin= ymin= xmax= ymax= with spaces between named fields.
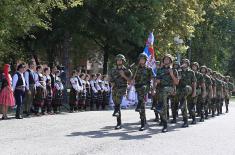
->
xmin=159 ymin=117 xmax=164 ymax=126
xmin=191 ymin=115 xmax=196 ymax=125
xmin=170 ymin=117 xmax=177 ymax=123
xmin=205 ymin=111 xmax=208 ymax=119
xmin=115 ymin=116 xmax=122 ymax=130
xmin=162 ymin=120 xmax=168 ymax=133
xmin=139 ymin=119 xmax=145 ymax=131
xmin=199 ymin=113 xmax=204 ymax=122
xmin=182 ymin=118 xmax=189 ymax=128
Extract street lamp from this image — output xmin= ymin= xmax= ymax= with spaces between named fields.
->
xmin=174 ymin=36 xmax=184 ymax=63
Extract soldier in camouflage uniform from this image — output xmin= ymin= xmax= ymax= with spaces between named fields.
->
xmin=225 ymin=76 xmax=234 ymax=113
xmin=191 ymin=62 xmax=205 ymax=123
xmin=109 ymin=54 xmax=132 ymax=129
xmin=207 ymin=68 xmax=216 ymax=117
xmin=178 ymin=59 xmax=196 ymax=127
xmin=132 ymin=53 xmax=154 ymax=131
xmin=200 ymin=66 xmax=212 ymax=119
xmin=155 ymin=54 xmax=179 ymax=132
xmin=213 ymin=72 xmax=224 ymax=116
xmin=170 ymin=60 xmax=181 ymax=123
xmin=151 ymin=61 xmax=161 ymax=122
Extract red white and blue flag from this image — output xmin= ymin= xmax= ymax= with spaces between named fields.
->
xmin=143 ymin=32 xmax=157 ymax=76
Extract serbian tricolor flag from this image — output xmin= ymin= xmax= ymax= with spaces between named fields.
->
xmin=143 ymin=32 xmax=157 ymax=77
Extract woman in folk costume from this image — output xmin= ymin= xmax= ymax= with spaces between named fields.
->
xmin=79 ymin=73 xmax=87 ymax=111
xmin=90 ymin=74 xmax=98 ymax=110
xmin=0 ymin=64 xmax=15 ymax=119
xmin=69 ymin=70 xmax=81 ymax=112
xmin=85 ymin=74 xmax=91 ymax=111
xmin=34 ymin=65 xmax=46 ymax=115
xmin=102 ymin=75 xmax=110 ymax=110
xmin=53 ymin=70 xmax=64 ymax=113
xmin=42 ymin=67 xmax=53 ymax=114
xmin=95 ymin=73 xmax=104 ymax=110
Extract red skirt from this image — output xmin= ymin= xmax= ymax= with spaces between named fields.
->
xmin=0 ymin=86 xmax=15 ymax=107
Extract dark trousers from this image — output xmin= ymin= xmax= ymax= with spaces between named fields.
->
xmin=14 ymin=89 xmax=25 ymax=117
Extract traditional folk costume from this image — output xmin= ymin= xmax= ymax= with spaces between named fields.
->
xmin=53 ymin=77 xmax=64 ymax=113
xmin=34 ymin=72 xmax=46 ymax=114
xmin=90 ymin=79 xmax=98 ymax=110
xmin=69 ymin=76 xmax=82 ymax=112
xmin=42 ymin=75 xmax=53 ymax=114
xmin=95 ymin=79 xmax=103 ymax=110
xmin=102 ymin=80 xmax=111 ymax=110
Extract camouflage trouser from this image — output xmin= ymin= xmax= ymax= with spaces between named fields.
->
xmin=136 ymin=88 xmax=147 ymax=120
xmin=178 ymin=86 xmax=192 ymax=120
xmin=171 ymin=94 xmax=179 ymax=120
xmin=204 ymin=96 xmax=211 ymax=117
xmin=225 ymin=95 xmax=229 ymax=111
xmin=216 ymin=91 xmax=223 ymax=114
xmin=112 ymin=88 xmax=126 ymax=120
xmin=112 ymin=88 xmax=126 ymax=106
xmin=187 ymin=95 xmax=197 ymax=119
xmin=157 ymin=86 xmax=174 ymax=122
xmin=197 ymin=94 xmax=205 ymax=118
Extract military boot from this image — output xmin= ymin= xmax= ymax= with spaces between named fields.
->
xmin=205 ymin=110 xmax=208 ymax=119
xmin=182 ymin=118 xmax=189 ymax=128
xmin=162 ymin=120 xmax=168 ymax=133
xmin=115 ymin=116 xmax=122 ymax=130
xmin=199 ymin=113 xmax=204 ymax=122
xmin=191 ymin=115 xmax=196 ymax=125
xmin=139 ymin=119 xmax=145 ymax=131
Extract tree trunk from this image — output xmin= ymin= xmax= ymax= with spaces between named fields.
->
xmin=103 ymin=45 xmax=109 ymax=75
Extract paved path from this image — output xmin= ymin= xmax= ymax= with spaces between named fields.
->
xmin=0 ymin=101 xmax=235 ymax=155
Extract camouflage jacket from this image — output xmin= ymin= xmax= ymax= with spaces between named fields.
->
xmin=109 ymin=66 xmax=132 ymax=89
xmin=215 ymin=78 xmax=223 ymax=91
xmin=228 ymin=82 xmax=234 ymax=92
xmin=203 ymin=74 xmax=212 ymax=90
xmin=178 ymin=68 xmax=196 ymax=89
xmin=156 ymin=66 xmax=178 ymax=88
xmin=195 ymin=71 xmax=205 ymax=89
xmin=132 ymin=65 xmax=153 ymax=91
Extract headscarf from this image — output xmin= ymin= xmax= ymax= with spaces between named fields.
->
xmin=3 ymin=64 xmax=11 ymax=86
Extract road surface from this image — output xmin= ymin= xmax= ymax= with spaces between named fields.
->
xmin=0 ymin=101 xmax=235 ymax=155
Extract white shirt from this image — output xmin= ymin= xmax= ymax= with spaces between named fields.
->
xmin=95 ymin=79 xmax=102 ymax=91
xmin=70 ymin=77 xmax=83 ymax=92
xmin=34 ymin=72 xmax=45 ymax=88
xmin=90 ymin=80 xmax=98 ymax=93
xmin=24 ymin=69 xmax=35 ymax=90
xmin=12 ymin=71 xmax=26 ymax=91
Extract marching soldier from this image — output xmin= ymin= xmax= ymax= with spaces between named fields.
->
xmin=178 ymin=59 xmax=196 ymax=127
xmin=207 ymin=68 xmax=217 ymax=117
xmin=155 ymin=54 xmax=179 ymax=132
xmin=170 ymin=60 xmax=181 ymax=123
xmin=109 ymin=54 xmax=132 ymax=130
xmin=225 ymin=76 xmax=234 ymax=113
xmin=151 ymin=60 xmax=161 ymax=122
xmin=132 ymin=53 xmax=153 ymax=131
xmin=191 ymin=62 xmax=205 ymax=123
xmin=200 ymin=66 xmax=212 ymax=119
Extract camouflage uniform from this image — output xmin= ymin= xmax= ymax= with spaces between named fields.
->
xmin=200 ymin=66 xmax=212 ymax=119
xmin=170 ymin=61 xmax=181 ymax=123
xmin=133 ymin=54 xmax=153 ymax=131
xmin=190 ymin=62 xmax=205 ymax=123
xmin=109 ymin=54 xmax=132 ymax=129
xmin=208 ymin=68 xmax=216 ymax=117
xmin=151 ymin=61 xmax=161 ymax=122
xmin=225 ymin=76 xmax=234 ymax=113
xmin=214 ymin=73 xmax=224 ymax=115
xmin=156 ymin=54 xmax=178 ymax=132
xmin=178 ymin=59 xmax=196 ymax=127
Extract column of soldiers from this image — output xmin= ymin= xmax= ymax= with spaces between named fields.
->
xmin=110 ymin=53 xmax=234 ymax=132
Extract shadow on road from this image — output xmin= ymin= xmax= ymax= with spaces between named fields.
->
xmin=66 ymin=119 xmax=188 ymax=140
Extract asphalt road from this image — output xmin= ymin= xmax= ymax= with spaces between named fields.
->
xmin=0 ymin=101 xmax=235 ymax=155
